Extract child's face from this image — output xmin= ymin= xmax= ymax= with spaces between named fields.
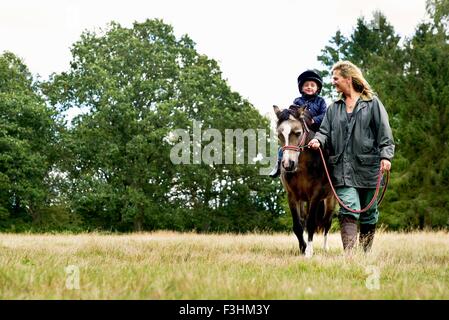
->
xmin=301 ymin=80 xmax=318 ymax=95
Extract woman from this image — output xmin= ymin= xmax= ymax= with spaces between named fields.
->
xmin=308 ymin=61 xmax=395 ymax=253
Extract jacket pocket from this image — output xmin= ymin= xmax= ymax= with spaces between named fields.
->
xmin=328 ymin=153 xmax=342 ymax=166
xmin=356 ymin=154 xmax=380 ymax=165
xmin=355 ymin=154 xmax=380 ymax=186
xmin=361 ymin=138 xmax=375 ymax=153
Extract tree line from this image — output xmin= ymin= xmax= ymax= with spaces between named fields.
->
xmin=1 ymin=0 xmax=448 ymax=232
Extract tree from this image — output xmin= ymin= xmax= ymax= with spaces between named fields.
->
xmin=43 ymin=19 xmax=285 ymax=232
xmin=318 ymin=12 xmax=403 ymax=100
xmin=317 ymin=30 xmax=350 ymax=99
xmin=0 ymin=52 xmax=60 ymax=229
xmin=383 ymin=0 xmax=449 ymax=229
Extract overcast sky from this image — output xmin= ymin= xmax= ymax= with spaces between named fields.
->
xmin=1 ymin=0 xmax=428 ymax=121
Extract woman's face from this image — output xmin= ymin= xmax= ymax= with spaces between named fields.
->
xmin=332 ymin=70 xmax=351 ymax=94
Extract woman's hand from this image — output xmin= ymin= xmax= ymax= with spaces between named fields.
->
xmin=380 ymin=159 xmax=391 ymax=173
xmin=308 ymin=138 xmax=320 ymax=150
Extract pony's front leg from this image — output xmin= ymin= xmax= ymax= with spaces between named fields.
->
xmin=288 ymin=196 xmax=307 ymax=255
xmin=323 ymin=233 xmax=329 ymax=252
xmin=299 ymin=201 xmax=314 ymax=259
xmin=305 ymin=199 xmax=322 ymax=258
xmin=305 ymin=241 xmax=314 ymax=258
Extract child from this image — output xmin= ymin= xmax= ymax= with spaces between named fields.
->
xmin=269 ymin=69 xmax=327 ymax=178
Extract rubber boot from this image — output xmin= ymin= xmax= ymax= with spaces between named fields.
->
xmin=359 ymin=224 xmax=376 ymax=253
xmin=340 ymin=215 xmax=358 ymax=252
xmin=269 ymin=159 xmax=281 ymax=178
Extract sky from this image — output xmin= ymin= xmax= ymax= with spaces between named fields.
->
xmin=1 ymin=0 xmax=429 ymax=121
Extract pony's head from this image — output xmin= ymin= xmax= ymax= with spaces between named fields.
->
xmin=273 ymin=105 xmax=312 ymax=172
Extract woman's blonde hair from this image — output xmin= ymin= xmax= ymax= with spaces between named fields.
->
xmin=332 ymin=61 xmax=374 ymax=99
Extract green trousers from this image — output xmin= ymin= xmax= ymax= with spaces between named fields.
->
xmin=336 ymin=187 xmax=379 ymax=225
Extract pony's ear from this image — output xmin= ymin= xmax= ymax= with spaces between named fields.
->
xmin=273 ymin=105 xmax=281 ymax=119
xmin=288 ymin=105 xmax=302 ymax=119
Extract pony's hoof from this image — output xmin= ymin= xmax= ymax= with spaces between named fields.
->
xmin=305 ymin=246 xmax=313 ymax=258
xmin=323 ymin=235 xmax=329 ymax=252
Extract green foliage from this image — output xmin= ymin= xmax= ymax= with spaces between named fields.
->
xmin=0 ymin=52 xmax=66 ymax=230
xmin=41 ymin=19 xmax=285 ymax=232
xmin=317 ymin=30 xmax=350 ymax=99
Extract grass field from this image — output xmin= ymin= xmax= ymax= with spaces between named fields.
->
xmin=0 ymin=231 xmax=448 ymax=299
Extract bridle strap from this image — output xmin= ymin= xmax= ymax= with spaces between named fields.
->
xmin=281 ymin=118 xmax=310 ymax=153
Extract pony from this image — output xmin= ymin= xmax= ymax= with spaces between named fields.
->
xmin=273 ymin=105 xmax=337 ymax=258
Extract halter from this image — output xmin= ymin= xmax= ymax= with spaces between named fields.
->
xmin=281 ymin=118 xmax=311 ymax=153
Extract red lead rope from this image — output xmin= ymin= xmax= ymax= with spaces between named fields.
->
xmin=317 ymin=147 xmax=390 ymax=213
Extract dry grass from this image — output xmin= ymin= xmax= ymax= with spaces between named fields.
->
xmin=0 ymin=231 xmax=448 ymax=299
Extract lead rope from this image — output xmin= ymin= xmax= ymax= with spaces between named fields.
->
xmin=316 ymin=147 xmax=389 ymax=213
